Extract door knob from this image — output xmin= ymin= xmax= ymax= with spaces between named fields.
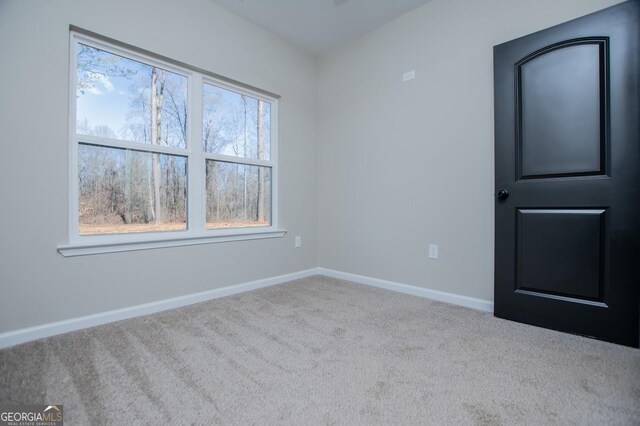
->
xmin=497 ymin=189 xmax=509 ymax=200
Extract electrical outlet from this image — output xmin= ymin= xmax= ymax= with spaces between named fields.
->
xmin=295 ymin=236 xmax=302 ymax=248
xmin=428 ymin=244 xmax=438 ymax=259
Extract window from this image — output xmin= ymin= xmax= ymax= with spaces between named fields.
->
xmin=202 ymin=83 xmax=272 ymax=229
xmin=62 ymin=30 xmax=281 ymax=255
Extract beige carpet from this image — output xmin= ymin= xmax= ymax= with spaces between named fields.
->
xmin=1 ymin=275 xmax=638 ymax=425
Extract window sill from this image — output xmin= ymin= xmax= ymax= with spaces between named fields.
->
xmin=58 ymin=229 xmax=287 ymax=257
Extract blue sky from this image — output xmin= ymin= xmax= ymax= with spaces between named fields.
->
xmin=76 ymin=72 xmax=135 ymax=136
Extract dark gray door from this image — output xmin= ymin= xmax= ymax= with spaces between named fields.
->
xmin=494 ymin=1 xmax=639 ymax=347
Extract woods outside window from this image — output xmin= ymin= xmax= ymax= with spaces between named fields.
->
xmin=63 ymin=30 xmax=280 ymax=255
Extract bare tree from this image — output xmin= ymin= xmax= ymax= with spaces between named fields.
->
xmin=242 ymin=96 xmax=252 ymax=219
xmin=150 ymin=67 xmax=165 ymax=224
xmin=257 ymin=100 xmax=266 ymax=223
xmin=76 ymin=44 xmax=136 ymax=97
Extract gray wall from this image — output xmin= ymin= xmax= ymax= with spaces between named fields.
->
xmin=0 ymin=0 xmax=624 ymax=335
xmin=317 ymin=0 xmax=622 ymax=301
xmin=0 ymin=0 xmax=318 ymax=333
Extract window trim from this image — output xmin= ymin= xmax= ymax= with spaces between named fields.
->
xmin=58 ymin=229 xmax=287 ymax=257
xmin=61 ymin=29 xmax=284 ymax=256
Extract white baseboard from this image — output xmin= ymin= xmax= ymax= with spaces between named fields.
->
xmin=317 ymin=268 xmax=494 ymax=312
xmin=0 ymin=267 xmax=493 ymax=350
xmin=0 ymin=268 xmax=318 ymax=350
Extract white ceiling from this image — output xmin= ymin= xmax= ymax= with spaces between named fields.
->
xmin=210 ymin=0 xmax=432 ymax=55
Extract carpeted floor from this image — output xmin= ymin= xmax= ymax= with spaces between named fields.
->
xmin=1 ymin=275 xmax=639 ymax=425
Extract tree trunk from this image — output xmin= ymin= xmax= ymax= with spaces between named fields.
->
xmin=257 ymin=100 xmax=266 ymax=223
xmin=242 ymin=96 xmax=248 ymax=219
xmin=124 ymin=153 xmax=131 ymax=224
xmin=151 ymin=67 xmax=163 ymax=224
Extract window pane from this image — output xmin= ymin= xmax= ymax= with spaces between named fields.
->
xmin=203 ymin=83 xmax=271 ymax=160
xmin=76 ymin=44 xmax=188 ymax=149
xmin=79 ymin=144 xmax=187 ymax=235
xmin=206 ymin=160 xmax=271 ymax=229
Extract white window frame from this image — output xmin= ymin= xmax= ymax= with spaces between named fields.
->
xmin=59 ymin=30 xmax=284 ymax=257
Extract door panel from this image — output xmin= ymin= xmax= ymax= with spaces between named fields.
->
xmin=518 ymin=40 xmax=607 ymax=178
xmin=494 ymin=1 xmax=639 ymax=347
xmin=517 ymin=209 xmax=605 ymax=301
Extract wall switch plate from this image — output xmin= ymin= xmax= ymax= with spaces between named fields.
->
xmin=403 ymin=70 xmax=416 ymax=82
xmin=295 ymin=236 xmax=302 ymax=248
xmin=428 ymin=244 xmax=438 ymax=259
